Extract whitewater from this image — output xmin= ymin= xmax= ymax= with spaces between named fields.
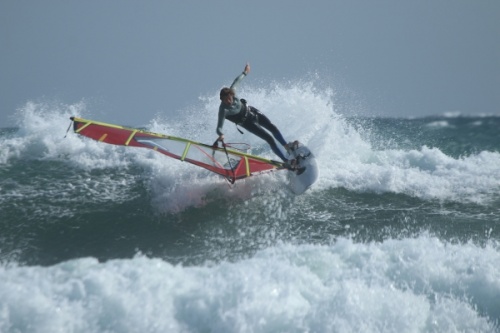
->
xmin=1 ymin=80 xmax=499 ymax=332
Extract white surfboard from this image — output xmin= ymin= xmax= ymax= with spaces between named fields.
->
xmin=286 ymin=141 xmax=319 ymax=194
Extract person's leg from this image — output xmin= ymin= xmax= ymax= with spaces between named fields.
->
xmin=243 ymin=121 xmax=288 ymax=162
xmin=251 ymin=108 xmax=287 ymax=146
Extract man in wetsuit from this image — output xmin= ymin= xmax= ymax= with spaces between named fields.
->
xmin=216 ymin=63 xmax=293 ymax=165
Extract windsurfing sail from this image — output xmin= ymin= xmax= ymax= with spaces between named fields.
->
xmin=69 ymin=117 xmax=285 ymax=183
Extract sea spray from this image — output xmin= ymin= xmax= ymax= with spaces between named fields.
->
xmin=1 ymin=80 xmax=499 ymax=332
xmin=0 ymin=237 xmax=498 ymax=332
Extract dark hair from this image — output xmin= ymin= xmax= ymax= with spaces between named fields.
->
xmin=220 ymin=87 xmax=235 ymax=100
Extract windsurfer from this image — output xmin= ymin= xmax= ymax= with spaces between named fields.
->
xmin=216 ymin=63 xmax=295 ymax=167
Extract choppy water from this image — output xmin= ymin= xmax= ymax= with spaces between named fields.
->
xmin=1 ymin=84 xmax=499 ymax=332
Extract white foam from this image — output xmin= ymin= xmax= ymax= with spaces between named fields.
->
xmin=1 ymin=236 xmax=498 ymax=332
xmin=3 ymin=82 xmax=500 ymax=209
xmin=322 ymin=146 xmax=500 ymax=204
xmin=425 ymin=120 xmax=451 ymax=128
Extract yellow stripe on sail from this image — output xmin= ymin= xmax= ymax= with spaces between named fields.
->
xmin=125 ymin=130 xmax=137 ymax=146
xmin=244 ymin=156 xmax=250 ymax=176
xmin=75 ymin=121 xmax=92 ymax=133
xmin=181 ymin=142 xmax=191 ymax=161
xmin=98 ymin=133 xmax=107 ymax=142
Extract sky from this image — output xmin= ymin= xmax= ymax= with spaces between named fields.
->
xmin=1 ymin=0 xmax=499 ymax=127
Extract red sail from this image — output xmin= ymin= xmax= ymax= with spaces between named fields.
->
xmin=70 ymin=117 xmax=284 ymax=182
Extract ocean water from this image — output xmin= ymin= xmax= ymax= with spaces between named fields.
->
xmin=1 ymin=83 xmax=499 ymax=332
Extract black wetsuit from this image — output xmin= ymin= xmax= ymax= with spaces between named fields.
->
xmin=216 ymin=72 xmax=288 ymax=162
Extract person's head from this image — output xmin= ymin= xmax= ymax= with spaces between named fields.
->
xmin=220 ymin=87 xmax=235 ymax=105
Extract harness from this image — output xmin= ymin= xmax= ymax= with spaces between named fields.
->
xmin=225 ymin=103 xmax=249 ymax=124
xmin=225 ymin=99 xmax=257 ymax=134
